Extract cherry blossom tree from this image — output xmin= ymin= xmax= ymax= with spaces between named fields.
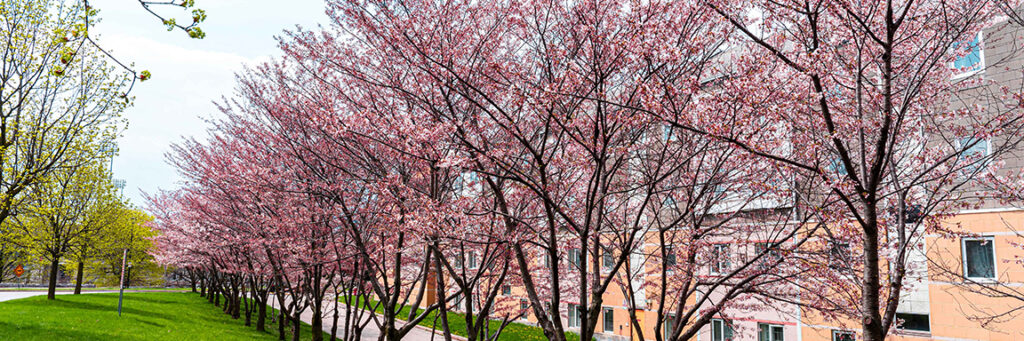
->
xmin=635 ymin=0 xmax=1024 ymax=339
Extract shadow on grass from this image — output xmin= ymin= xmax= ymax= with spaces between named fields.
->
xmin=0 ymin=320 xmax=144 ymax=341
xmin=124 ymin=294 xmax=181 ymax=305
xmin=52 ymin=298 xmax=176 ymax=321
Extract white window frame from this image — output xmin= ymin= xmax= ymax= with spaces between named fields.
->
xmin=828 ymin=242 xmax=850 ymax=270
xmin=832 ymin=330 xmax=855 ymax=341
xmin=568 ymin=248 xmax=582 ymax=269
xmin=758 ymin=323 xmax=784 ymax=341
xmin=711 ymin=244 xmax=730 ymax=275
xmin=467 ymin=252 xmax=479 ymax=270
xmin=894 ymin=312 xmax=931 ymax=332
xmin=955 ymin=137 xmax=992 ymax=176
xmin=603 ymin=307 xmax=614 ymax=332
xmin=664 ymin=245 xmax=677 ymax=270
xmin=567 ymin=303 xmax=582 ymax=328
xmin=951 ymin=31 xmax=986 ymax=79
xmin=519 ymin=299 xmax=529 ymax=319
xmin=712 ymin=318 xmax=733 ymax=341
xmin=601 ymin=248 xmax=614 ymax=273
xmin=662 ymin=124 xmax=677 ymax=142
xmin=961 ymin=236 xmax=997 ymax=281
xmin=663 ymin=314 xmax=676 ymax=340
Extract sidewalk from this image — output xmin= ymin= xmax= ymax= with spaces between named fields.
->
xmin=271 ymin=296 xmax=454 ymax=341
xmin=0 ymin=289 xmax=186 ymax=302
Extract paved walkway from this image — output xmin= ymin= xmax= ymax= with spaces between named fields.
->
xmin=270 ymin=296 xmax=443 ymax=341
xmin=0 ymin=289 xmax=185 ymax=302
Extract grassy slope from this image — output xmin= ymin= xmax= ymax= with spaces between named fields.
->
xmin=0 ymin=292 xmax=328 ymax=341
xmin=347 ymin=297 xmax=583 ymax=341
xmin=0 ymin=287 xmax=188 ymax=292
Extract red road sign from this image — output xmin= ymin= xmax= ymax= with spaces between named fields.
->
xmin=13 ymin=264 xmax=24 ymax=277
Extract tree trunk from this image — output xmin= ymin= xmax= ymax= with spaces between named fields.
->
xmin=257 ymin=294 xmax=268 ymax=332
xmin=200 ymin=275 xmax=207 ymax=297
xmin=330 ymin=290 xmax=340 ymax=341
xmin=277 ymin=294 xmax=287 ymax=341
xmin=862 ymin=221 xmax=884 ymax=341
xmin=312 ymin=303 xmax=324 ymax=341
xmin=73 ymin=261 xmax=84 ymax=295
xmin=47 ymin=257 xmax=60 ymax=300
xmin=291 ymin=313 xmax=301 ymax=341
xmin=244 ymin=288 xmax=252 ymax=326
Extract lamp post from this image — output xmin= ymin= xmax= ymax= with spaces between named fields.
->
xmin=117 ymin=248 xmax=127 ymax=316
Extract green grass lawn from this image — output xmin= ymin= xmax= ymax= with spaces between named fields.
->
xmin=0 ymin=287 xmax=188 ymax=292
xmin=0 ymin=292 xmax=328 ymax=340
xmin=345 ymin=296 xmax=584 ymax=341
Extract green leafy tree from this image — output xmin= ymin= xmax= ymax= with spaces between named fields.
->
xmin=7 ymin=157 xmax=118 ymax=299
xmin=85 ymin=207 xmax=158 ymax=287
xmin=0 ymin=0 xmax=129 ymax=233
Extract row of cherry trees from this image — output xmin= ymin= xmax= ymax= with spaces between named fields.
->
xmin=148 ymin=0 xmax=1024 ymax=340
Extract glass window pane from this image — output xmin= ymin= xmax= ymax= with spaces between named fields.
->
xmin=604 ymin=308 xmax=614 ymax=332
xmin=964 ymin=239 xmax=995 ymax=278
xmin=953 ymin=34 xmax=982 ymax=71
xmin=664 ymin=316 xmax=675 ymax=340
xmin=758 ymin=324 xmax=769 ymax=341
xmin=568 ymin=304 xmax=576 ymax=327
xmin=772 ymin=326 xmax=784 ymax=341
xmin=832 ymin=331 xmax=855 ymax=341
xmin=895 ymin=313 xmax=930 ymax=332
xmin=603 ymin=250 xmax=614 ymax=271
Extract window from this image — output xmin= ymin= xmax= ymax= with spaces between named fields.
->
xmin=957 ymin=137 xmax=990 ymax=175
xmin=603 ymin=307 xmax=614 ymax=332
xmin=662 ymin=124 xmax=676 ymax=141
xmin=832 ymin=330 xmax=855 ymax=341
xmin=455 ymin=255 xmax=464 ymax=269
xmin=453 ymin=171 xmax=482 ymax=197
xmin=502 ymin=285 xmax=511 ymax=295
xmin=568 ymin=304 xmax=582 ymax=328
xmin=467 ymin=252 xmax=479 ymax=269
xmin=711 ymin=244 xmax=730 ymax=275
xmin=895 ymin=313 xmax=930 ymax=332
xmin=902 ymin=204 xmax=923 ymax=224
xmin=758 ymin=323 xmax=784 ymax=341
xmin=663 ymin=196 xmax=676 ymax=209
xmin=664 ymin=245 xmax=677 ymax=268
xmin=755 ymin=242 xmax=781 ymax=268
xmin=663 ymin=315 xmax=677 ymax=340
xmin=712 ymin=319 xmax=734 ymax=341
xmin=602 ymin=248 xmax=614 ymax=272
xmin=951 ymin=32 xmax=984 ymax=76
xmin=828 ymin=242 xmax=850 ymax=270
xmin=568 ymin=248 xmax=582 ymax=269
xmin=829 ymin=158 xmax=848 ymax=176
xmin=520 ymin=299 xmax=529 ymax=318
xmin=962 ymin=237 xmax=996 ymax=280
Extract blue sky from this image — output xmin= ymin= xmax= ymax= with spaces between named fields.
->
xmin=88 ymin=0 xmax=327 ymax=206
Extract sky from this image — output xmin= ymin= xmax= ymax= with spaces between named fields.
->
xmin=87 ymin=0 xmax=328 ymax=206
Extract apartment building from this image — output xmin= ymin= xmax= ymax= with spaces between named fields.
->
xmin=431 ymin=12 xmax=1024 ymax=341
